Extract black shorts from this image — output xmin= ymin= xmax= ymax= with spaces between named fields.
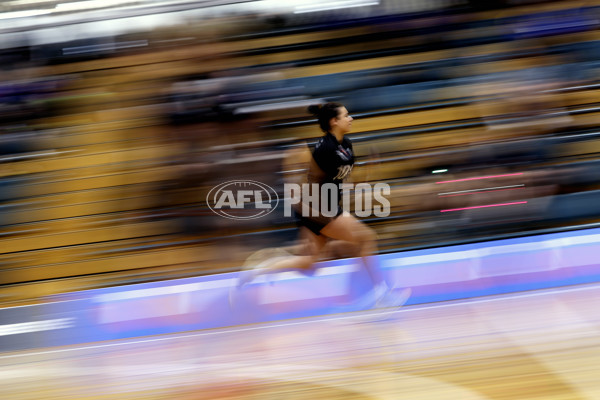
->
xmin=294 ymin=207 xmax=344 ymax=236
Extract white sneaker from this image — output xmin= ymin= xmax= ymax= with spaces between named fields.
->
xmin=376 ymin=287 xmax=412 ymax=309
xmin=354 ymin=283 xmax=388 ymax=310
xmin=237 ymin=269 xmax=255 ymax=289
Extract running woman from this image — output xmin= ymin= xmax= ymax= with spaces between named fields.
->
xmin=232 ymin=102 xmax=409 ymax=308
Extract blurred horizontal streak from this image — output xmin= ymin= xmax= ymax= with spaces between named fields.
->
xmin=0 ymin=149 xmax=78 ymax=163
xmin=37 ymin=104 xmax=164 ymax=126
xmin=436 ymin=173 xmax=524 ymax=184
xmin=0 ymin=0 xmax=256 ymax=36
xmin=283 ymin=30 xmax=600 ymax=79
xmin=18 ymin=25 xmax=595 ymax=83
xmin=294 ymin=0 xmax=380 ymax=14
xmin=235 ymin=98 xmax=324 ymax=114
xmin=62 ymin=40 xmax=148 ymax=55
xmin=0 ymin=145 xmax=179 ymax=178
xmin=437 ymin=188 xmax=527 ymax=198
xmin=440 ymin=201 xmax=529 ymax=213
xmin=438 ymin=185 xmax=525 ymax=196
xmin=17 ymin=166 xmax=180 ymax=197
xmin=0 ymin=220 xmax=178 ymax=255
xmin=0 ymin=244 xmax=215 ymax=285
xmin=0 ymin=260 xmax=216 ymax=304
xmin=0 ymin=226 xmax=192 ymax=261
xmin=0 ymin=9 xmax=53 ymax=20
xmin=4 ymin=193 xmax=163 ymax=226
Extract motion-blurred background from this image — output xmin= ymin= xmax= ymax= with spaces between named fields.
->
xmin=1 ymin=0 xmax=600 ymax=305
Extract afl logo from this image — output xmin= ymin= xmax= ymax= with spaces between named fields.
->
xmin=207 ymin=180 xmax=279 ymax=220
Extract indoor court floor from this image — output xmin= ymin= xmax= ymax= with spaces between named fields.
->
xmin=2 ymin=283 xmax=599 ymax=399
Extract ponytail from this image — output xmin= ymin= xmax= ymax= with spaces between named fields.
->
xmin=308 ymin=102 xmax=343 ymax=133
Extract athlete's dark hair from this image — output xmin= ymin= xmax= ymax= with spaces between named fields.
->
xmin=308 ymin=102 xmax=343 ymax=133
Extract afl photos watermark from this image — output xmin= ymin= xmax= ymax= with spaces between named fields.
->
xmin=207 ymin=180 xmax=390 ymax=220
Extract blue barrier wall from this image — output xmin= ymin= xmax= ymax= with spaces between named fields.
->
xmin=2 ymin=228 xmax=600 ymax=353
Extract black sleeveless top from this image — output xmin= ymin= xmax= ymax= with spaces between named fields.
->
xmin=308 ymin=132 xmax=354 ymax=185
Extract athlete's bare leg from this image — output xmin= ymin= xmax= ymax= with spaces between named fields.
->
xmin=320 ymin=211 xmax=384 ymax=287
xmin=232 ymin=212 xmax=408 ymax=308
xmin=235 ymin=228 xmax=328 ymax=288
xmin=320 ymin=211 xmax=409 ymax=307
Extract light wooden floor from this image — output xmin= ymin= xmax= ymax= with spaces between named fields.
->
xmin=2 ymin=283 xmax=599 ymax=399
